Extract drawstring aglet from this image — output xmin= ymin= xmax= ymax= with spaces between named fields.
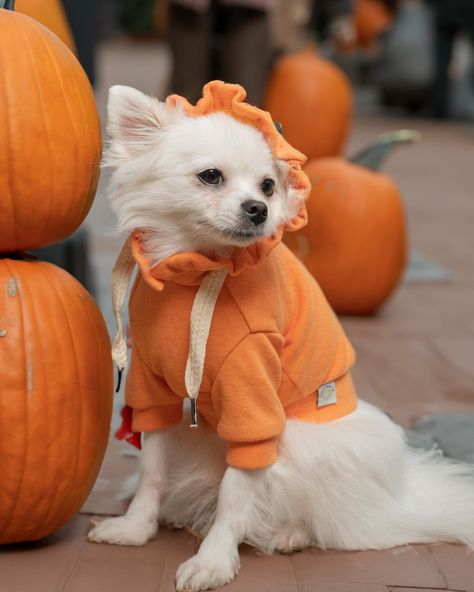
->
xmin=190 ymin=399 xmax=198 ymax=428
xmin=115 ymin=368 xmax=123 ymax=393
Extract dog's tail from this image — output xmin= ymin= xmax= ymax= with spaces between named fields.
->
xmin=279 ymin=404 xmax=474 ymax=552
xmin=397 ymin=446 xmax=474 ymax=548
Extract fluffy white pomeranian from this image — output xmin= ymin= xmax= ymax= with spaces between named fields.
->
xmin=88 ymin=83 xmax=474 ymax=592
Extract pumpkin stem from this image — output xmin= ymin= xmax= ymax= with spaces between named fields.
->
xmin=0 ymin=0 xmax=16 ymax=10
xmin=350 ymin=130 xmax=420 ymax=171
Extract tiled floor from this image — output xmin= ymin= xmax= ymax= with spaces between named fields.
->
xmin=2 ymin=39 xmax=474 ymax=591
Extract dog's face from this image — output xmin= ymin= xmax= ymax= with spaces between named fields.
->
xmin=105 ymin=86 xmax=301 ymax=263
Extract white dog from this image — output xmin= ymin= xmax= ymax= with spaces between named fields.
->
xmin=88 ymin=83 xmax=474 ymax=592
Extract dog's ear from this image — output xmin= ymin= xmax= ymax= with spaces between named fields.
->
xmin=106 ymin=85 xmax=169 ymax=160
xmin=274 ymin=158 xmax=305 ymax=227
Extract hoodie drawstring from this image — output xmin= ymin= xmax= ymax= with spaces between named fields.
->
xmin=185 ymin=267 xmax=228 ymax=426
xmin=111 ymin=236 xmax=228 ymax=427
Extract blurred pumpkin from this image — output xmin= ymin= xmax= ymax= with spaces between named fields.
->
xmin=15 ymin=0 xmax=75 ymax=52
xmin=0 ymin=8 xmax=101 ymax=253
xmin=263 ymin=46 xmax=352 ymax=160
xmin=0 ymin=258 xmax=113 ymax=544
xmin=355 ymin=0 xmax=392 ymax=48
xmin=284 ymin=131 xmax=418 ymax=314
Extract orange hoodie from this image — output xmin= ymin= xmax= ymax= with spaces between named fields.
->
xmin=125 ymin=231 xmax=357 ymax=470
xmin=113 ymin=81 xmax=358 ymax=470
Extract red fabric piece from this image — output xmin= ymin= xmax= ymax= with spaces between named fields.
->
xmin=115 ymin=404 xmax=142 ymax=449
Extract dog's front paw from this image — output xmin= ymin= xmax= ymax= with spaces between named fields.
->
xmin=175 ymin=552 xmax=240 ymax=591
xmin=87 ymin=515 xmax=157 ymax=546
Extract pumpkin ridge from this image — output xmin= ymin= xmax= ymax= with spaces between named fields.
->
xmin=0 ymin=36 xmax=18 ymax=249
xmin=20 ymin=22 xmax=57 ymax=245
xmin=34 ymin=20 xmax=86 ymax=228
xmin=41 ymin=265 xmax=84 ymax=528
xmin=71 ymin=70 xmax=99 ymax=223
xmin=30 ymin=19 xmax=83 ymax=236
xmin=69 ymin=277 xmax=111 ymax=503
xmin=55 ymin=270 xmax=96 ymax=527
xmin=22 ymin=261 xmax=54 ymax=536
xmin=73 ymin=285 xmax=102 ymax=499
xmin=0 ymin=259 xmax=29 ymax=539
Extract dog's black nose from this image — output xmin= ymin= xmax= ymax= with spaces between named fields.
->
xmin=241 ymin=200 xmax=268 ymax=226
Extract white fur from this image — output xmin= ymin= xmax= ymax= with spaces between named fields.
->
xmin=88 ymin=85 xmax=474 ymax=591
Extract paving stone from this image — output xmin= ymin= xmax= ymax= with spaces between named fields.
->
xmin=0 ymin=515 xmax=89 ymax=592
xmin=388 ymin=588 xmax=458 ymax=592
xmin=63 ymin=526 xmax=195 ymax=592
xmin=427 ymin=543 xmax=474 ymax=592
xmin=300 ymin=583 xmax=389 ymax=592
xmin=225 ymin=546 xmax=298 ymax=592
xmin=290 ymin=546 xmax=445 ymax=588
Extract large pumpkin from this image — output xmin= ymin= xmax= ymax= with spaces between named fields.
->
xmin=263 ymin=47 xmax=352 ymax=160
xmin=0 ymin=258 xmax=113 ymax=543
xmin=0 ymin=9 xmax=101 ymax=253
xmin=15 ymin=0 xmax=76 ymax=52
xmin=284 ymin=157 xmax=407 ymax=315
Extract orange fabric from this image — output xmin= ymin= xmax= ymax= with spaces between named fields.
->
xmin=127 ymin=237 xmax=357 ymax=470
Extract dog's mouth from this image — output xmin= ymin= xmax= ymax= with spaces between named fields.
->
xmin=222 ymin=228 xmax=263 ymax=242
xmin=197 ymin=220 xmax=266 ymax=245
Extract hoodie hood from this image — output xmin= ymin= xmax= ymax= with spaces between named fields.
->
xmin=132 ymin=226 xmax=283 ymax=291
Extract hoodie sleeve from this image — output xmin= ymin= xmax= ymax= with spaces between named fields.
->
xmin=126 ymin=346 xmax=183 ymax=432
xmin=211 ymin=332 xmax=286 ymax=470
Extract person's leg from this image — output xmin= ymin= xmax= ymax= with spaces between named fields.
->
xmin=431 ymin=20 xmax=456 ymax=118
xmin=219 ymin=6 xmax=272 ymax=106
xmin=168 ymin=3 xmax=214 ymax=102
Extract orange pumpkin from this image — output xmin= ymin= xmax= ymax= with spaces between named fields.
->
xmin=284 ymin=157 xmax=407 ymax=315
xmin=355 ymin=0 xmax=392 ymax=48
xmin=0 ymin=9 xmax=101 ymax=253
xmin=263 ymin=47 xmax=352 ymax=160
xmin=15 ymin=0 xmax=76 ymax=52
xmin=0 ymin=258 xmax=113 ymax=543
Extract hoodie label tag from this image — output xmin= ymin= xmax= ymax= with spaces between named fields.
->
xmin=317 ymin=382 xmax=337 ymax=407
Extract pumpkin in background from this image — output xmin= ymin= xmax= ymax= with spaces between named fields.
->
xmin=0 ymin=9 xmax=101 ymax=253
xmin=0 ymin=258 xmax=113 ymax=544
xmin=355 ymin=0 xmax=392 ymax=48
xmin=284 ymin=131 xmax=418 ymax=314
xmin=263 ymin=46 xmax=352 ymax=160
xmin=15 ymin=0 xmax=75 ymax=52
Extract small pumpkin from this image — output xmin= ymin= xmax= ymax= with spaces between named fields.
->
xmin=284 ymin=131 xmax=418 ymax=314
xmin=15 ymin=0 xmax=76 ymax=52
xmin=263 ymin=46 xmax=352 ymax=160
xmin=0 ymin=8 xmax=101 ymax=253
xmin=355 ymin=0 xmax=392 ymax=48
xmin=0 ymin=258 xmax=113 ymax=544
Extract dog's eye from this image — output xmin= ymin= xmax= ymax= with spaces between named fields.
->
xmin=261 ymin=178 xmax=275 ymax=197
xmin=197 ymin=169 xmax=223 ymax=186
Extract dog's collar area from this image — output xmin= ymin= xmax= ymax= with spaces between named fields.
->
xmin=130 ymin=227 xmax=284 ymax=293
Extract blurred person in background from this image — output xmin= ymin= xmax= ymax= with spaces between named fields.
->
xmin=309 ymin=0 xmax=357 ymax=50
xmin=168 ymin=0 xmax=275 ymax=106
xmin=429 ymin=0 xmax=474 ymax=118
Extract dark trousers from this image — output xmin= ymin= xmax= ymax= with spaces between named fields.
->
xmin=168 ymin=2 xmax=271 ymax=106
xmin=432 ymin=20 xmax=474 ymax=117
